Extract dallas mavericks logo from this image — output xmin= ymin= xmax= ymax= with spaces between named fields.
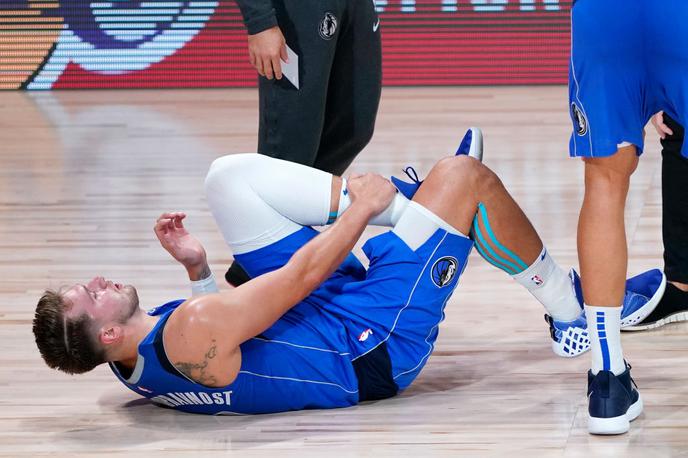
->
xmin=319 ymin=12 xmax=338 ymax=40
xmin=571 ymin=102 xmax=588 ymax=136
xmin=431 ymin=256 xmax=458 ymax=288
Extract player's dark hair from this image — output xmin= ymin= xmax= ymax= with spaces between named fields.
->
xmin=33 ymin=290 xmax=106 ymax=374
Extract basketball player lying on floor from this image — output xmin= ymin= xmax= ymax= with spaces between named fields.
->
xmin=33 ymin=129 xmax=663 ymax=415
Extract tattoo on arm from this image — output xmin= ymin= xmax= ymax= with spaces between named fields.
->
xmin=173 ymin=340 xmax=220 ymax=386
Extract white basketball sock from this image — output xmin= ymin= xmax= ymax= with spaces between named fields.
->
xmin=512 ymin=247 xmax=582 ymax=322
xmin=585 ymin=305 xmax=625 ymax=375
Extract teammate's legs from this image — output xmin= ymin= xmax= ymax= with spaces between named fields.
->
xmin=578 ymin=146 xmax=638 ymax=365
xmin=256 ymin=0 xmax=341 ymax=169
xmin=660 ymin=116 xmax=688 ymax=289
xmin=568 ymin=0 xmax=645 ymax=435
xmin=313 ymin=0 xmax=382 ymax=175
xmin=631 ymin=115 xmax=688 ymax=329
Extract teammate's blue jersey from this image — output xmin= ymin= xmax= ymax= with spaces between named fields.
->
xmin=110 ymin=227 xmax=473 ymax=415
xmin=569 ymin=0 xmax=688 ymax=158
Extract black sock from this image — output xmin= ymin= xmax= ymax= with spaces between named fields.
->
xmin=640 ymin=282 xmax=688 ymax=323
xmin=225 ymin=261 xmax=251 ymax=287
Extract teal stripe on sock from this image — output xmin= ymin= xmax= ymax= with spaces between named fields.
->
xmin=472 ymin=216 xmax=517 ymax=275
xmin=477 ymin=203 xmax=529 ymax=271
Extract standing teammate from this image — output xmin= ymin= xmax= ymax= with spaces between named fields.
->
xmin=234 ymin=0 xmax=380 ymax=175
xmin=568 ymin=0 xmax=688 ymax=435
xmin=230 ymin=0 xmax=382 ymax=285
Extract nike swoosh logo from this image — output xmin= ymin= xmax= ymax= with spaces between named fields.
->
xmin=373 ymin=18 xmax=380 ymax=32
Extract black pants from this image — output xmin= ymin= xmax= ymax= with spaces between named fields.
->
xmin=257 ymin=0 xmax=382 ymax=176
xmin=660 ymin=113 xmax=688 ymax=284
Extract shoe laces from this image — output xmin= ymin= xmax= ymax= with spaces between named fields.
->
xmin=402 ymin=166 xmax=421 ymax=184
xmin=625 ymin=362 xmax=639 ymax=390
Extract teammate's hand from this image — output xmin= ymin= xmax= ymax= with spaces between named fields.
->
xmin=346 ymin=173 xmax=396 ymax=218
xmin=154 ymin=212 xmax=207 ymax=274
xmin=247 ymin=26 xmax=288 ymax=80
xmin=651 ymin=111 xmax=674 ymax=139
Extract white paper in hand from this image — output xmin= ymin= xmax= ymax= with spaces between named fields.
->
xmin=280 ymin=45 xmax=299 ymax=89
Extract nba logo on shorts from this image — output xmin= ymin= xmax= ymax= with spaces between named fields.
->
xmin=531 ymin=275 xmax=544 ymax=286
xmin=431 ymin=257 xmax=458 ymax=288
xmin=358 ymin=328 xmax=373 ymax=342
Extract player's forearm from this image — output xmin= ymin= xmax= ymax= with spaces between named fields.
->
xmin=286 ymin=203 xmax=373 ymax=297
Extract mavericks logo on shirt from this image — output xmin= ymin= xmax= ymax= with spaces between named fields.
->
xmin=431 ymin=256 xmax=458 ymax=288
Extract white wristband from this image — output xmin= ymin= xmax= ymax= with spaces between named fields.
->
xmin=190 ymin=272 xmax=219 ymax=296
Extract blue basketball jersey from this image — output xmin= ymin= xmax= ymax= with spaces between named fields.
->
xmin=109 ymin=227 xmax=474 ymax=415
xmin=109 ymin=298 xmax=361 ymax=415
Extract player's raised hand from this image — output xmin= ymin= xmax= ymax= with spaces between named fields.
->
xmin=154 ymin=212 xmax=207 ymax=272
xmin=346 ymin=173 xmax=396 ymax=218
xmin=247 ymin=26 xmax=288 ymax=80
xmin=651 ymin=111 xmax=674 ymax=139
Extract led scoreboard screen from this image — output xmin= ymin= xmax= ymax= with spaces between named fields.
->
xmin=1 ymin=0 xmax=573 ymax=90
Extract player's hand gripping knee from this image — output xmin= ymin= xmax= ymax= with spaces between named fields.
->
xmin=247 ymin=26 xmax=288 ymax=80
xmin=347 ymin=173 xmax=396 ymax=219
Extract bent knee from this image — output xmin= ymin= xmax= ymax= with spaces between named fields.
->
xmin=205 ymin=153 xmax=264 ymax=194
xmin=432 ymin=155 xmax=498 ymax=194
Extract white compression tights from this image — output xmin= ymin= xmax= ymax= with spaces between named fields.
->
xmin=204 ymin=154 xmax=411 ymax=255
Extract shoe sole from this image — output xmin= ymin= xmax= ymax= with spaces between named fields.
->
xmin=622 ymin=310 xmax=688 ymax=331
xmin=620 ymin=272 xmax=667 ymax=328
xmin=588 ymin=394 xmax=643 ymax=435
xmin=551 ymin=326 xmax=590 ymax=358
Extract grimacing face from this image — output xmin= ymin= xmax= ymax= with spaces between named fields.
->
xmin=61 ymin=277 xmax=139 ymax=328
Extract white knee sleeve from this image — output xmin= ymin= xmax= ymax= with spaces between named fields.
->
xmin=204 ymin=154 xmax=334 ymax=254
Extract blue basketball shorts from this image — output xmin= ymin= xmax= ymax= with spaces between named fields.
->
xmin=234 ymin=226 xmax=474 ymax=392
xmin=569 ymin=0 xmax=688 ymax=158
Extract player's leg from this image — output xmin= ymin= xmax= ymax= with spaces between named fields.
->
xmin=407 ymin=156 xmax=584 ymax=324
xmin=411 ymin=156 xmax=539 ymax=261
xmin=204 ymin=154 xmax=408 ymax=275
xmin=340 ymin=155 xmax=580 ymax=393
xmin=312 ymin=0 xmax=382 ymax=176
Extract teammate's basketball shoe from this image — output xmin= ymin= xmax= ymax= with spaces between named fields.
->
xmin=588 ymin=363 xmax=643 ymax=435
xmin=547 ymin=268 xmax=666 ymax=357
xmin=391 ymin=127 xmax=483 ymax=199
xmin=623 ymin=281 xmax=688 ymax=331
